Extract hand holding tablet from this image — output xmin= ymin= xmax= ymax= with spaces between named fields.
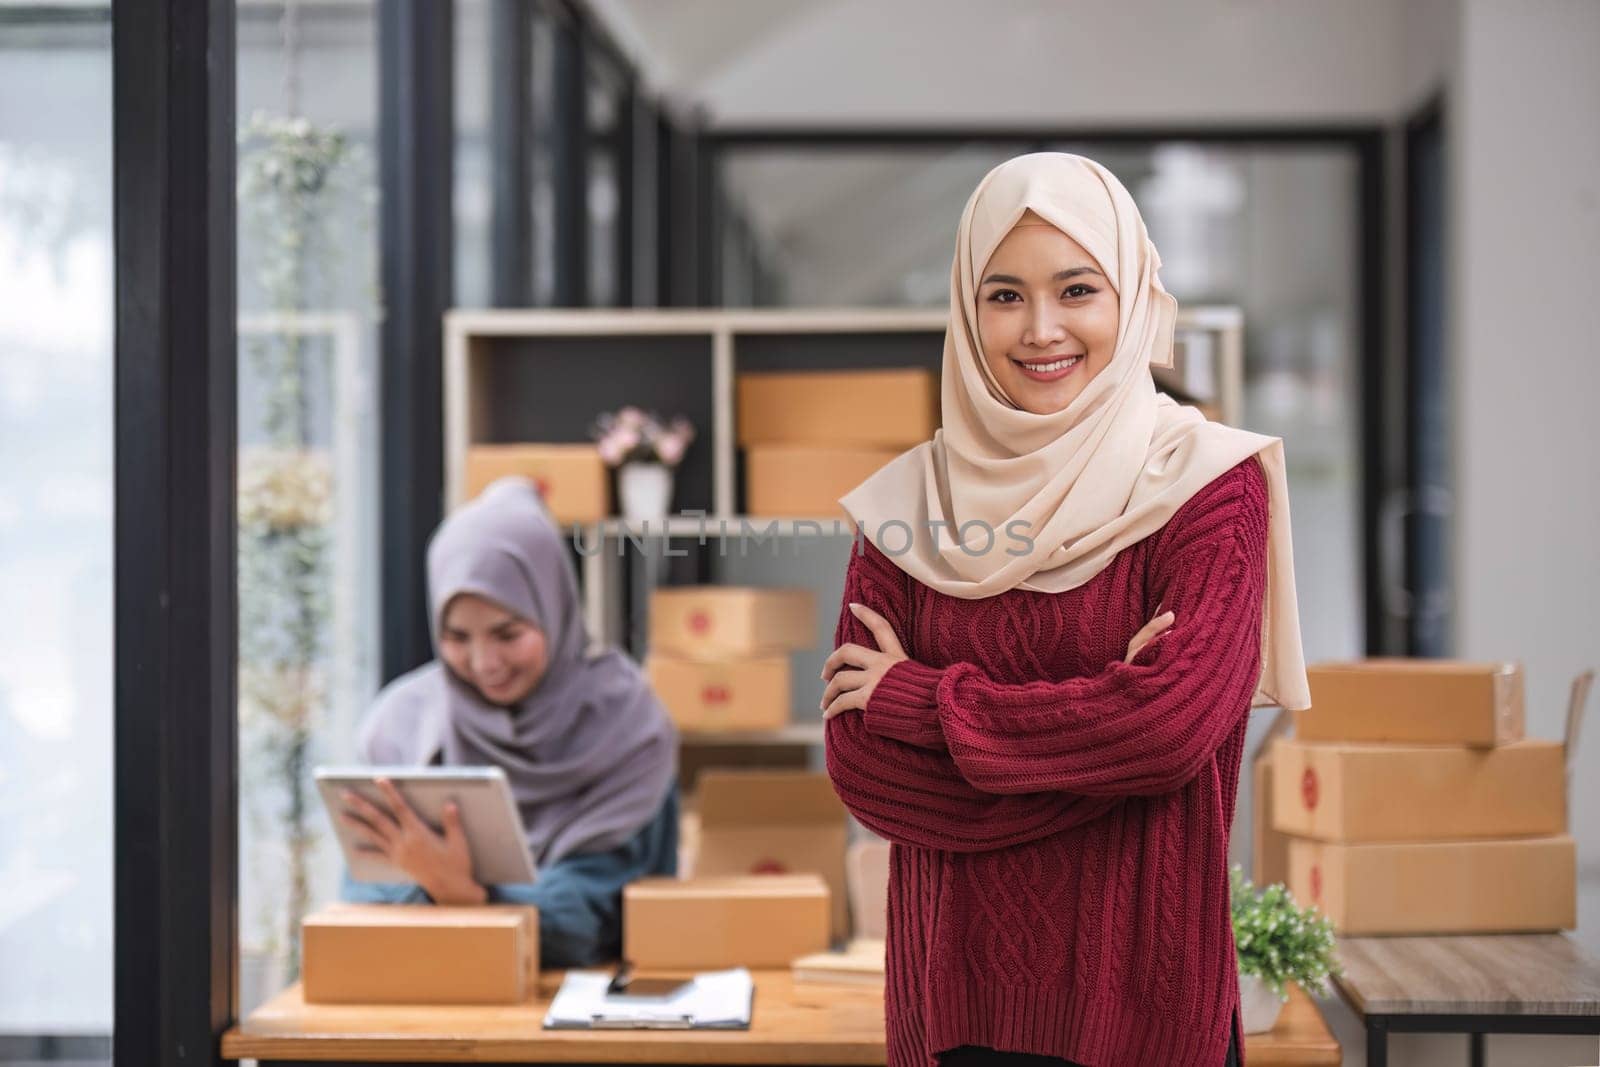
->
xmin=316 ymin=766 xmax=538 ymax=890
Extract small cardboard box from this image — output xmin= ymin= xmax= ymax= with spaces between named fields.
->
xmin=693 ymin=770 xmax=851 ymax=942
xmin=1287 ymin=835 xmax=1576 ymax=935
xmin=1270 ymin=736 xmax=1566 ymax=843
xmin=623 ymin=874 xmax=831 ymax=969
xmin=736 ymin=368 xmax=937 ymax=449
xmin=301 ymin=904 xmax=539 ymax=1005
xmin=649 ymin=586 xmax=815 ymax=660
xmin=744 ymin=445 xmax=901 ymax=518
xmin=1296 ymin=659 xmax=1525 ymax=747
xmin=645 ymin=654 xmax=790 ymax=732
xmin=463 ymin=444 xmax=610 ymax=523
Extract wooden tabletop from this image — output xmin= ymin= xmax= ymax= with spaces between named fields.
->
xmin=221 ymin=971 xmax=1339 ymax=1065
xmin=1334 ymin=934 xmax=1600 ymax=1017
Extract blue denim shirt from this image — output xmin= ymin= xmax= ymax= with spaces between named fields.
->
xmin=340 ymin=784 xmax=679 ymax=968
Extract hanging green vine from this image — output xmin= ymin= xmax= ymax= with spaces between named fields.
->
xmin=237 ymin=108 xmax=372 ymax=977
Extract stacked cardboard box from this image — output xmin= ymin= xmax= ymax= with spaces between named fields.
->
xmin=681 ymin=770 xmax=851 ymax=942
xmin=463 ymin=443 xmax=609 ymax=523
xmin=736 ymin=368 xmax=936 ymax=517
xmin=1270 ymin=659 xmax=1576 ymax=936
xmin=644 ymin=586 xmax=814 ymax=733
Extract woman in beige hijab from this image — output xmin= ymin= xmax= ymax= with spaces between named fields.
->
xmin=821 ymin=153 xmax=1310 ymax=1067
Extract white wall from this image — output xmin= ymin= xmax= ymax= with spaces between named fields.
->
xmin=1451 ymin=0 xmax=1600 ymax=925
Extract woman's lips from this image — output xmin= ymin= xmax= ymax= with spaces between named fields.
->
xmin=1012 ymin=354 xmax=1084 ymax=382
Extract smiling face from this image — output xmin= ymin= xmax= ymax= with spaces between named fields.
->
xmin=438 ymin=592 xmax=550 ymax=706
xmin=974 ymin=210 xmax=1120 ymax=416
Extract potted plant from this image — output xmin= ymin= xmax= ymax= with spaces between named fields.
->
xmin=591 ymin=407 xmax=696 ymax=521
xmin=1230 ymin=865 xmax=1340 ymax=1033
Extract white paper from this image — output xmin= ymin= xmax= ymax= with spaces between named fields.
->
xmin=543 ymin=967 xmax=754 ymax=1029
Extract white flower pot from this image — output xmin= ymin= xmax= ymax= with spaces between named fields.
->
xmin=619 ymin=462 xmax=674 ymax=522
xmin=1238 ymin=972 xmax=1285 ymax=1034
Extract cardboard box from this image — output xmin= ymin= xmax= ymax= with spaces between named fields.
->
xmin=1296 ymin=659 xmax=1525 ymax=747
xmin=649 ymin=586 xmax=815 ymax=660
xmin=623 ymin=874 xmax=831 ymax=969
xmin=847 ymin=838 xmax=891 ymax=941
xmin=645 ymin=654 xmax=790 ymax=732
xmin=463 ymin=444 xmax=610 ymax=523
xmin=301 ymin=904 xmax=538 ymax=1005
xmin=1251 ymin=711 xmax=1294 ymax=888
xmin=693 ymin=770 xmax=851 ymax=942
xmin=737 ymin=368 xmax=937 ymax=449
xmin=1287 ymin=835 xmax=1576 ymax=935
xmin=1270 ymin=736 xmax=1566 ymax=843
xmin=744 ymin=445 xmax=900 ymax=518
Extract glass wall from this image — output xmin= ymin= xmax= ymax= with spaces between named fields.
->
xmin=235 ymin=1 xmax=383 ymax=1013
xmin=718 ymin=141 xmax=1365 ymax=667
xmin=0 ymin=7 xmax=115 ymax=1054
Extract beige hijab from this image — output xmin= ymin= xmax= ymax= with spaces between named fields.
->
xmin=838 ymin=152 xmax=1310 ymax=710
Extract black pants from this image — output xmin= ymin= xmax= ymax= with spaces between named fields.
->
xmin=937 ymin=1023 xmax=1240 ymax=1067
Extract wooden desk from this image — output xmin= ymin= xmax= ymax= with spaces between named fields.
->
xmin=223 ymin=971 xmax=1338 ymax=1065
xmin=1333 ymin=934 xmax=1600 ymax=1067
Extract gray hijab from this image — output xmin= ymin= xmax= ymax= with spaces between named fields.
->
xmin=356 ymin=477 xmax=677 ymax=869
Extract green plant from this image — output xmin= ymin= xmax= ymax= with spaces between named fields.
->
xmin=1230 ymin=864 xmax=1341 ymax=1000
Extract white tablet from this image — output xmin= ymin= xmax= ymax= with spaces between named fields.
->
xmin=316 ymin=765 xmax=538 ymax=886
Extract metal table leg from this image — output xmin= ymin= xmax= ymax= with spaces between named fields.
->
xmin=1366 ymin=1016 xmax=1388 ymax=1067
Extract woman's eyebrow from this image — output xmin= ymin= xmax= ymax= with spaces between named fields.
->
xmin=981 ymin=266 xmax=1104 ymax=285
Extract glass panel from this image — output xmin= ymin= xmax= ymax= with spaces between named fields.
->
xmin=236 ymin=0 xmax=383 ymax=1014
xmin=0 ymin=6 xmax=115 ymax=1053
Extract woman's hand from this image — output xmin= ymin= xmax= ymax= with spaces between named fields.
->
xmin=341 ymin=779 xmax=487 ymax=905
xmin=1124 ymin=608 xmax=1176 ymax=664
xmin=819 ymin=602 xmax=909 ymax=719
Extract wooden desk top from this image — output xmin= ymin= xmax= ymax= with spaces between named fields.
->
xmin=1334 ymin=934 xmax=1600 ymax=1017
xmin=222 ymin=972 xmax=1338 ymax=1065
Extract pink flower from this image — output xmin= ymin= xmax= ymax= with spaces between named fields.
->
xmin=656 ymin=435 xmax=685 ymax=466
xmin=612 ymin=427 xmax=640 ymax=455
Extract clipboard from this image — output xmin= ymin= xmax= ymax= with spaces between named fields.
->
xmin=542 ymin=968 xmax=754 ymax=1030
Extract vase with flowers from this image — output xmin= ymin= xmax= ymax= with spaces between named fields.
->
xmin=1230 ymin=864 xmax=1341 ymax=1033
xmin=591 ymin=407 xmax=696 ymax=522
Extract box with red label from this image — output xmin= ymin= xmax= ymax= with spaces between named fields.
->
xmin=1270 ymin=735 xmax=1566 ymax=843
xmin=1287 ymin=835 xmax=1576 ymax=935
xmin=463 ymin=444 xmax=609 ymax=523
xmin=649 ymin=586 xmax=815 ymax=660
xmin=1295 ymin=659 xmax=1525 ymax=747
xmin=690 ymin=770 xmax=851 ymax=942
xmin=644 ymin=653 xmax=789 ymax=731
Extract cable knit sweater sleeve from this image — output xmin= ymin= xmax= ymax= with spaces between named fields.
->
xmin=864 ymin=457 xmax=1270 ymax=799
xmin=824 ymin=535 xmax=1119 ymax=852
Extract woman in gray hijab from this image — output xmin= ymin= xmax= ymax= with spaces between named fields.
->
xmin=339 ymin=477 xmax=679 ymax=967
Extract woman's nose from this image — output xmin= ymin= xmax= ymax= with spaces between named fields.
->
xmin=1024 ymin=307 xmax=1066 ymax=347
xmin=470 ymin=643 xmax=501 ymax=676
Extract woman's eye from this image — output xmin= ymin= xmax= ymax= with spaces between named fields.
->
xmin=987 ymin=289 xmax=1021 ymax=303
xmin=1063 ymin=284 xmax=1095 ymax=299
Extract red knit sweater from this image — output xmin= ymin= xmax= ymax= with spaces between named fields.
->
xmin=825 ymin=457 xmax=1269 ymax=1067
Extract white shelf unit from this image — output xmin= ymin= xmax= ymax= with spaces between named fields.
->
xmin=442 ymin=306 xmax=1244 ymax=738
